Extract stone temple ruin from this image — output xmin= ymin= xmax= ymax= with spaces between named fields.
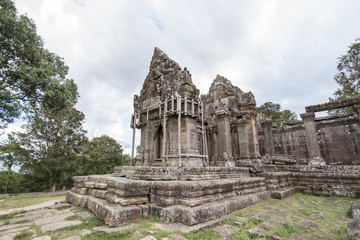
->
xmin=67 ymin=47 xmax=360 ymax=228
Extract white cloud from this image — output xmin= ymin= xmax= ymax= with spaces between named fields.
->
xmin=13 ymin=0 xmax=360 ymax=147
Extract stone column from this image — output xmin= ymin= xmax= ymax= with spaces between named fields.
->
xmin=247 ymin=112 xmax=261 ymax=158
xmin=216 ymin=110 xmax=232 ymax=160
xmin=300 ymin=112 xmax=323 ymax=161
xmin=237 ymin=119 xmax=249 ymax=158
xmin=262 ymin=119 xmax=274 ymax=155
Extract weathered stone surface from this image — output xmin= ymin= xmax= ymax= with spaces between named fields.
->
xmin=32 ymin=236 xmax=52 ymax=240
xmin=0 ymin=222 xmax=32 ymax=232
xmin=40 ymin=220 xmax=82 ymax=233
xmin=61 ymin=236 xmax=81 ymax=240
xmin=0 ymin=226 xmax=30 ymax=237
xmin=348 ymin=219 xmax=360 ymax=240
xmin=248 ymin=227 xmax=267 ymax=238
xmin=139 ymin=236 xmax=157 ymax=240
xmin=105 ymin=193 xmax=148 ymax=206
xmin=214 ymin=224 xmax=237 ymax=240
xmin=349 ymin=201 xmax=360 ymax=219
xmin=35 ymin=212 xmax=74 ymax=225
xmin=80 ymin=229 xmax=92 ymax=236
xmin=348 ymin=201 xmax=360 ymax=240
xmin=87 ymin=197 xmax=141 ymax=226
xmin=152 ymin=191 xmax=270 ymax=225
xmin=66 ymin=191 xmax=89 ymax=207
xmin=271 ymin=187 xmax=303 ymax=199
xmin=93 ymin=223 xmax=138 ymax=233
xmin=76 ymin=211 xmax=94 ymax=219
xmin=171 ymin=234 xmax=187 ymax=240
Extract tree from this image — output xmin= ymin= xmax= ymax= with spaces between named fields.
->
xmin=329 ymin=38 xmax=360 ymax=115
xmin=256 ymin=102 xmax=297 ymax=127
xmin=0 ymin=0 xmax=78 ymax=128
xmin=0 ymin=133 xmax=26 ymax=193
xmin=19 ymin=105 xmax=87 ymax=192
xmin=82 ymin=135 xmax=125 ymax=175
xmin=332 ymin=38 xmax=360 ymax=100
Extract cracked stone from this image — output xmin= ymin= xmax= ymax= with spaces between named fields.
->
xmin=301 ymin=220 xmax=319 ymax=229
xmin=214 ymin=224 xmax=237 ymax=240
xmin=35 ymin=212 xmax=74 ymax=226
xmin=40 ymin=220 xmax=82 ymax=233
xmin=93 ymin=223 xmax=138 ymax=233
xmin=248 ymin=227 xmax=267 ymax=238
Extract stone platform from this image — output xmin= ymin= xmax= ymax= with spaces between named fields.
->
xmin=67 ymin=166 xmax=270 ymax=226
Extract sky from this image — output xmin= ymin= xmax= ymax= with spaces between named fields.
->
xmin=11 ymin=0 xmax=360 ymax=152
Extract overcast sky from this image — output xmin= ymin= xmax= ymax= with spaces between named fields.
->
xmin=12 ymin=0 xmax=360 ymax=151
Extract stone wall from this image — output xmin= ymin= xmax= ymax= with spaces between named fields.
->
xmin=258 ymin=98 xmax=360 ymax=165
xmin=256 ymin=165 xmax=360 ymax=198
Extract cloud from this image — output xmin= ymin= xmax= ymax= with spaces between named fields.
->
xmin=13 ymin=0 xmax=360 ymax=146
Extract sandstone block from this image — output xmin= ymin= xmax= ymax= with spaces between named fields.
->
xmin=35 ymin=212 xmax=74 ymax=226
xmin=66 ymin=192 xmax=89 ymax=208
xmin=87 ymin=198 xmax=141 ymax=226
xmin=40 ymin=220 xmax=82 ymax=233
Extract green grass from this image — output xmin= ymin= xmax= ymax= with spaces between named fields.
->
xmin=185 ymin=229 xmax=221 ymax=240
xmin=0 ymin=193 xmax=355 ymax=240
xmin=0 ymin=194 xmax=66 ymax=211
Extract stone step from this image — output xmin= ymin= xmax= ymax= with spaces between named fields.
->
xmin=113 ymin=166 xmax=250 ymax=180
xmin=66 ymin=192 xmax=143 ymax=226
xmin=270 ymin=186 xmax=304 ymax=199
xmin=150 ymin=177 xmax=267 ymax=206
xmin=150 ymin=191 xmax=271 ymax=226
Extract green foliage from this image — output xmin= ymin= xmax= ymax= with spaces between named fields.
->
xmin=256 ymin=102 xmax=297 ymax=126
xmin=333 ymin=38 xmax=360 ymax=100
xmin=0 ymin=133 xmax=27 ymax=193
xmin=18 ymin=105 xmax=87 ymax=191
xmin=329 ymin=38 xmax=360 ymax=115
xmin=199 ymin=94 xmax=207 ymax=102
xmin=0 ymin=170 xmax=22 ymax=193
xmin=81 ymin=135 xmax=125 ymax=175
xmin=0 ymin=0 xmax=78 ymax=128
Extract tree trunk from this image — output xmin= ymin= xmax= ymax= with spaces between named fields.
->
xmin=50 ymin=184 xmax=56 ymax=192
xmin=4 ymin=164 xmax=12 ymax=194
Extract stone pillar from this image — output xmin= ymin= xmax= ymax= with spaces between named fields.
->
xmin=216 ymin=110 xmax=232 ymax=160
xmin=247 ymin=112 xmax=261 ymax=158
xmin=300 ymin=112 xmax=324 ymax=162
xmin=262 ymin=119 xmax=274 ymax=155
xmin=237 ymin=120 xmax=249 ymax=158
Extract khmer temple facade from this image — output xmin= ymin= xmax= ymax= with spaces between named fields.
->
xmin=131 ymin=47 xmax=262 ymax=169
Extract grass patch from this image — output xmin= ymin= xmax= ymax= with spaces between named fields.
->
xmin=56 ymin=206 xmax=71 ymax=211
xmin=14 ymin=232 xmax=32 ymax=240
xmin=83 ymin=230 xmax=133 ymax=240
xmin=0 ymin=194 xmax=66 ymax=211
xmin=185 ymin=229 xmax=221 ymax=240
xmin=266 ymin=222 xmax=299 ymax=238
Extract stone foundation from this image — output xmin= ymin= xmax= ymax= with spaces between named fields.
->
xmin=67 ymin=166 xmax=269 ymax=227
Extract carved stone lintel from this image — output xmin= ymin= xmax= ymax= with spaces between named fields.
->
xmin=300 ymin=112 xmax=315 ymax=120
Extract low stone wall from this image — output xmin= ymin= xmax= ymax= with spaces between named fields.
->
xmin=257 ymin=165 xmax=360 ymax=198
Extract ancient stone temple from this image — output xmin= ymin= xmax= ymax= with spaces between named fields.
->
xmin=131 ymin=47 xmax=261 ymax=169
xmin=67 ymin=47 xmax=360 ymax=228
